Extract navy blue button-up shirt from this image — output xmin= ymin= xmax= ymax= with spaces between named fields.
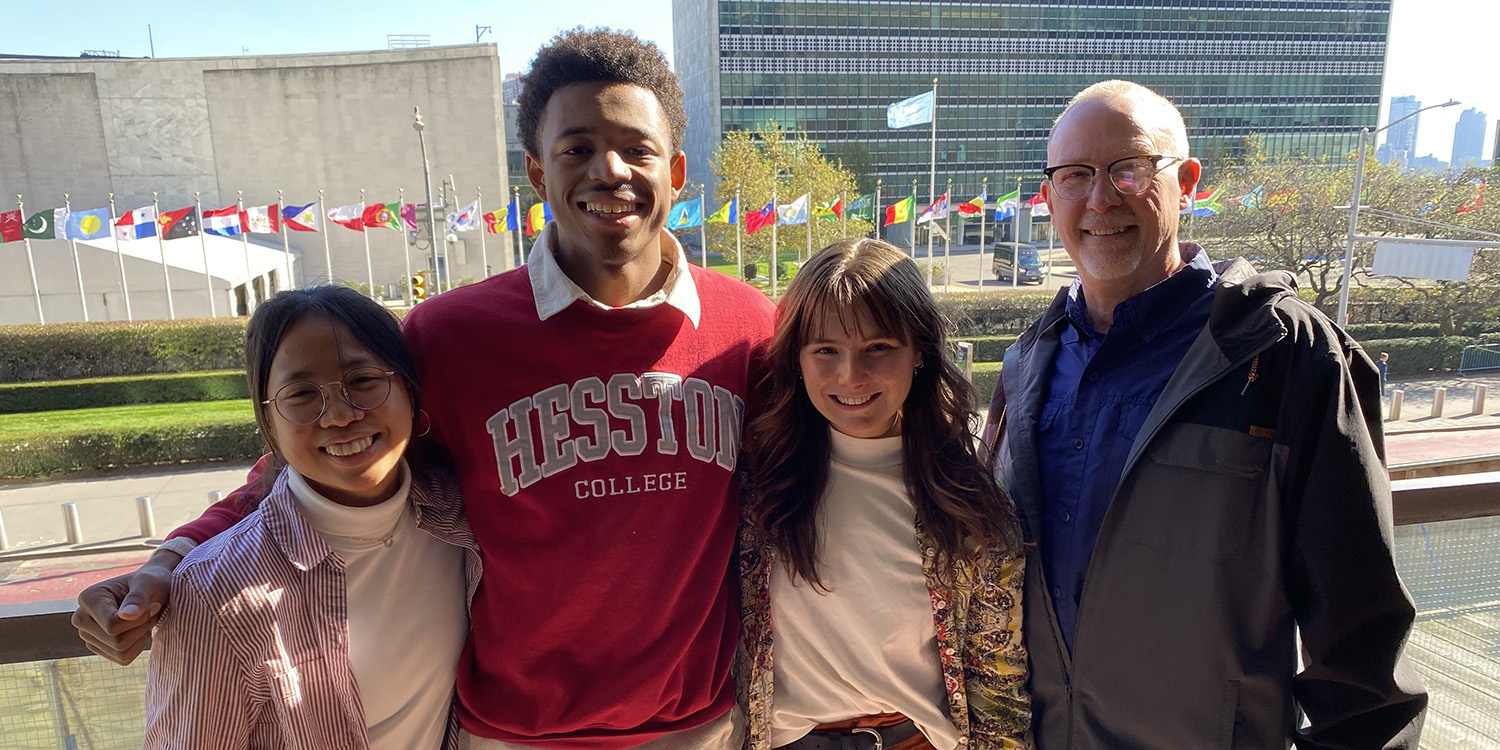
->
xmin=1036 ymin=245 xmax=1217 ymax=652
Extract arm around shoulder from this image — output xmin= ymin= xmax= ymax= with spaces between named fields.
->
xmin=963 ymin=549 xmax=1032 ymax=749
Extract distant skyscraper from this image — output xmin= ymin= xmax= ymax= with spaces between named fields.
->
xmin=1381 ymin=95 xmax=1420 ymax=164
xmin=1451 ymin=108 xmax=1486 ymax=168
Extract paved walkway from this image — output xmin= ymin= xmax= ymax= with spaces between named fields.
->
xmin=1381 ymin=374 xmax=1500 ymax=434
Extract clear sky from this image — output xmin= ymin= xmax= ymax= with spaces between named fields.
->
xmin=2 ymin=0 xmax=1493 ymax=164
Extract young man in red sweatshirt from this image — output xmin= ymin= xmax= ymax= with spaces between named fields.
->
xmin=74 ymin=29 xmax=775 ymax=749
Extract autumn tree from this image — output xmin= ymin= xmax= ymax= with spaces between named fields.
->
xmin=708 ymin=123 xmax=873 ymax=275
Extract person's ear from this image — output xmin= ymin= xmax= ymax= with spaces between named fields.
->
xmin=1177 ymin=158 xmax=1202 ymax=209
xmin=670 ymin=151 xmax=687 ymax=198
xmin=525 ymin=152 xmax=547 ymax=202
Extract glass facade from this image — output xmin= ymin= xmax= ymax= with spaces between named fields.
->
xmin=674 ymin=0 xmax=1391 ymax=201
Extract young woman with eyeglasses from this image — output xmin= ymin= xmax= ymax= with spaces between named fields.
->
xmin=144 ymin=285 xmax=479 ymax=750
xmin=738 ymin=239 xmax=1031 ymax=750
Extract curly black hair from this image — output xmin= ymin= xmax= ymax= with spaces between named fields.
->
xmin=515 ymin=27 xmax=688 ymax=156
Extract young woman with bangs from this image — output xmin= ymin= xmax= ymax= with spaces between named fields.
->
xmin=738 ymin=238 xmax=1032 ymax=750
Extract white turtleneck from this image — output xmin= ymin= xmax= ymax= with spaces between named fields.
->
xmin=768 ymin=429 xmax=958 ymax=749
xmin=288 ymin=462 xmax=467 ymax=750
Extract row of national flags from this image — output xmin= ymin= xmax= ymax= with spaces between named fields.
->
xmin=0 ymin=198 xmax=518 ymax=244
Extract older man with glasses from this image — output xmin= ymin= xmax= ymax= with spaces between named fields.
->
xmin=982 ymin=80 xmax=1427 ymax=749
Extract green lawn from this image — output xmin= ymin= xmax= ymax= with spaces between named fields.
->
xmin=0 ymin=400 xmax=254 ymax=440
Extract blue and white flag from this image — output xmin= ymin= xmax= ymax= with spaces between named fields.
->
xmin=64 ymin=207 xmax=112 ymax=240
xmin=667 ymin=197 xmax=703 ymax=230
xmin=994 ymin=189 xmax=1021 ymax=221
xmin=887 ymin=91 xmax=935 ymax=129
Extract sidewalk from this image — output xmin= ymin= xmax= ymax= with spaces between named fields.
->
xmin=1380 ymin=373 xmax=1500 ymax=434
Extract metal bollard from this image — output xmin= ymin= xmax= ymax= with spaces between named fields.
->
xmin=1431 ymin=387 xmax=1446 ymax=419
xmin=1389 ymin=390 xmax=1403 ymax=421
xmin=1475 ymin=384 xmax=1488 ymax=415
xmin=136 ymin=496 xmax=158 ymax=538
xmin=955 ymin=342 xmax=974 ymax=382
xmin=208 ymin=490 xmax=223 ymax=504
xmin=0 ymin=509 xmax=9 ymax=551
xmin=62 ymin=502 xmax=83 ymax=545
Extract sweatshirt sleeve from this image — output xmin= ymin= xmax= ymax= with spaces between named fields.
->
xmin=165 ymin=454 xmax=273 ymax=544
xmin=1280 ymin=327 xmax=1427 ymax=749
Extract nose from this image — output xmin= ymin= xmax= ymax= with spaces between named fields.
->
xmin=1085 ymin=170 xmax=1124 ymax=215
xmin=589 ymin=149 xmax=632 ymax=185
xmin=835 ymin=353 xmax=867 ymax=387
xmin=318 ymin=387 xmax=363 ymax=428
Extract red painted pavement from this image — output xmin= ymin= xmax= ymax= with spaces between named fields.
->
xmin=0 ymin=550 xmax=152 ymax=606
xmin=1386 ymin=427 xmax=1500 ymax=467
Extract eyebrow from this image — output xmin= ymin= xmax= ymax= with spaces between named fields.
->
xmin=556 ymin=124 xmax=658 ymax=142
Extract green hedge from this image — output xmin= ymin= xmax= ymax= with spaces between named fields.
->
xmin=1346 ymin=321 xmax=1500 ymax=341
xmin=0 ymin=319 xmax=249 ymax=383
xmin=1359 ymin=335 xmax=1500 ymax=377
xmin=936 ymin=290 xmax=1057 ymax=336
xmin=0 ymin=420 xmax=262 ymax=479
xmin=0 ymin=371 xmax=249 ymax=414
xmin=971 ymin=362 xmax=1002 ymax=403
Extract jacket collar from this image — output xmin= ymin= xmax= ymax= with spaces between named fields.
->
xmin=527 ymin=223 xmax=702 ymax=328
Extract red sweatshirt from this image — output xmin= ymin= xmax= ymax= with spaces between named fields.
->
xmin=173 ymin=260 xmax=774 ymax=748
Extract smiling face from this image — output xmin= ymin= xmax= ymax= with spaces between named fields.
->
xmin=1043 ymin=96 xmax=1201 ymax=294
xmin=525 ymin=81 xmax=686 ymax=277
xmin=798 ymin=308 xmax=921 ymax=439
xmin=265 ymin=315 xmax=413 ymax=507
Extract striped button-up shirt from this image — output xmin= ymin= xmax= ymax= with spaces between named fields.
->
xmin=144 ymin=463 xmax=481 ymax=750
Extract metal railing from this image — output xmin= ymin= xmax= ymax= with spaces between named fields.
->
xmin=2 ymin=473 xmax=1498 ymax=747
xmin=1458 ymin=344 xmax=1500 ymax=376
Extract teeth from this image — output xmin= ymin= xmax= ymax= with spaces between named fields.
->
xmin=585 ymin=202 xmax=634 ymax=214
xmin=325 ymin=436 xmax=373 ymax=457
xmin=1087 ymin=226 xmax=1128 ymax=236
xmin=835 ymin=395 xmax=872 ymax=405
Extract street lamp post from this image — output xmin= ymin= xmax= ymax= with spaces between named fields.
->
xmin=413 ymin=107 xmax=443 ymax=294
xmin=1338 ymin=99 xmax=1460 ymax=324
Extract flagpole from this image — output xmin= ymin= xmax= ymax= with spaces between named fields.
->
xmin=17 ymin=195 xmax=45 ymax=324
xmin=977 ymin=177 xmax=988 ymax=291
xmin=63 ymin=194 xmax=90 ymax=322
xmin=771 ymin=184 xmax=779 ymax=298
xmin=805 ymin=187 xmax=812 ymax=263
xmin=1012 ymin=177 xmax=1021 ymax=288
xmin=155 ymin=192 xmax=176 ymax=319
xmin=109 ymin=193 xmax=133 ymax=321
xmin=909 ymin=179 xmax=918 ymax=261
xmin=874 ymin=180 xmax=882 ymax=241
xmin=194 ymin=193 xmax=216 ymax=318
xmin=943 ymin=178 xmax=953 ymax=291
xmin=512 ymin=187 xmax=523 ymax=268
xmin=476 ymin=187 xmax=489 ymax=277
xmin=735 ymin=190 xmax=743 ymax=281
xmin=319 ymin=190 xmax=333 ymax=285
xmin=928 ymin=77 xmax=938 ymax=209
xmin=841 ymin=188 xmax=848 ymax=236
xmin=697 ymin=191 xmax=708 ymax=268
xmin=278 ymin=190 xmax=293 ymax=291
xmin=925 ymin=194 xmax=935 ymax=286
xmin=399 ymin=189 xmax=413 ymax=305
xmin=358 ymin=189 xmax=375 ymax=301
xmin=237 ymin=192 xmax=253 ymax=315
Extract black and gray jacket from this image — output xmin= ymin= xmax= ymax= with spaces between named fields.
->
xmin=983 ymin=256 xmax=1427 ymax=750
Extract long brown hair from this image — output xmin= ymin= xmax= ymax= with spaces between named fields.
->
xmin=743 ymin=238 xmax=1023 ymax=588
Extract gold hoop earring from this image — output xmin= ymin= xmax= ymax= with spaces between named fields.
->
xmin=414 ymin=409 xmax=432 ymax=438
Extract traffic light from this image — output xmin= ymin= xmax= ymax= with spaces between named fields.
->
xmin=411 ymin=272 xmax=427 ymax=303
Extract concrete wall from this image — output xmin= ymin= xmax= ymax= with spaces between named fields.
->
xmin=0 ymin=45 xmax=517 ymax=324
xmin=673 ymin=0 xmax=722 ymax=198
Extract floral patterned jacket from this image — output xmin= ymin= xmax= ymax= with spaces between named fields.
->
xmin=736 ymin=518 xmax=1033 ymax=750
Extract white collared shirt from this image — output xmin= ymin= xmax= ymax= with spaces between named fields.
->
xmin=527 ymin=223 xmax=702 ymax=328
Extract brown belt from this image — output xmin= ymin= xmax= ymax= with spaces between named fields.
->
xmin=774 ymin=713 xmax=931 ymax=750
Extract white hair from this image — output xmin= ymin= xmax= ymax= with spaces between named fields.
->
xmin=1053 ymin=80 xmax=1190 ymax=158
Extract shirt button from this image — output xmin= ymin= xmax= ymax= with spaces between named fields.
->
xmin=1072 ymin=438 xmax=1084 ymax=450
xmin=1088 ymin=371 xmax=1100 ymax=382
xmin=1052 ymin=587 xmax=1062 ymax=598
xmin=1063 ymin=512 xmax=1072 ymax=522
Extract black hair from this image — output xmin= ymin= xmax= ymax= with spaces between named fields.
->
xmin=244 ymin=285 xmax=420 ymax=467
xmin=515 ymin=27 xmax=687 ymax=156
